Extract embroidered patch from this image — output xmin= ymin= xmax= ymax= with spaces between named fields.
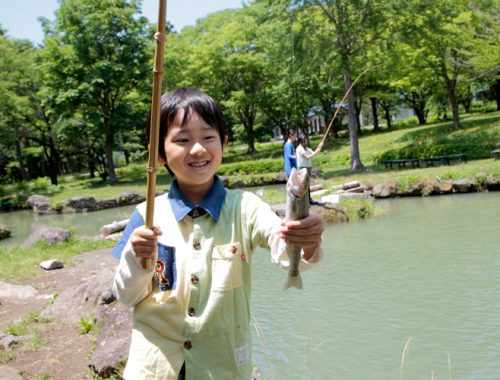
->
xmin=154 ymin=243 xmax=176 ymax=291
xmin=235 ymin=344 xmax=249 ymax=367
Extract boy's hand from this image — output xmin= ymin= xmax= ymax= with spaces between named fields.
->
xmin=131 ymin=226 xmax=162 ymax=259
xmin=280 ymin=214 xmax=324 ymax=260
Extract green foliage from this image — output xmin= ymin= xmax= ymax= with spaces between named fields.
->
xmin=218 ymin=159 xmax=283 ymax=176
xmin=78 ymin=314 xmax=96 ymax=335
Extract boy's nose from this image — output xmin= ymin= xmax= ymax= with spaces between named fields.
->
xmin=190 ymin=142 xmax=206 ymax=156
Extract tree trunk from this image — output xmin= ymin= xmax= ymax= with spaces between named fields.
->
xmin=245 ymin=122 xmax=256 ymax=154
xmin=103 ymin=119 xmax=117 ymax=183
xmin=410 ymin=91 xmax=427 ymax=125
xmin=440 ymin=56 xmax=460 ymax=129
xmin=354 ymin=98 xmax=362 ymax=135
xmin=494 ymin=78 xmax=500 ymax=111
xmin=343 ymin=67 xmax=364 ymax=170
xmin=15 ymin=141 xmax=31 ymax=181
xmin=370 ymin=97 xmax=380 ymax=132
xmin=384 ymin=106 xmax=391 ymax=129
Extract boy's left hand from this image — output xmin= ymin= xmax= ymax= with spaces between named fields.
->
xmin=280 ymin=214 xmax=324 ymax=259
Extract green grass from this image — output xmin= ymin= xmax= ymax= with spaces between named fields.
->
xmin=0 ymin=238 xmax=115 ymax=282
xmin=0 ymin=311 xmax=54 ymax=364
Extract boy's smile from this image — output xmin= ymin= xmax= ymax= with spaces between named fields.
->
xmin=162 ymin=109 xmax=226 ymax=204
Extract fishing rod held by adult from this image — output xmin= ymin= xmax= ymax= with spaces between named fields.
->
xmin=317 ymin=68 xmax=369 ymax=150
xmin=142 ymin=0 xmax=167 ymax=270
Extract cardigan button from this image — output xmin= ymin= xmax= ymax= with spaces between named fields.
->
xmin=188 ymin=307 xmax=196 ymax=317
xmin=193 ymin=241 xmax=201 ymax=250
xmin=184 ymin=340 xmax=192 ymax=350
xmin=191 ymin=275 xmax=199 ymax=285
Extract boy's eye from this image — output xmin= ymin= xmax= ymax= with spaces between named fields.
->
xmin=204 ymin=135 xmax=216 ymax=141
xmin=174 ymin=138 xmax=189 ymax=143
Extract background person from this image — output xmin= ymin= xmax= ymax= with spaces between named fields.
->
xmin=283 ymin=129 xmax=297 ymax=178
xmin=296 ymin=134 xmax=323 ymax=204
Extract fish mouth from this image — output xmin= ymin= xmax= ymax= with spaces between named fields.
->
xmin=287 ymin=168 xmax=309 ymax=198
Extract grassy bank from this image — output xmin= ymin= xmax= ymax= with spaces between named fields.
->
xmin=0 ymin=239 xmax=115 ymax=282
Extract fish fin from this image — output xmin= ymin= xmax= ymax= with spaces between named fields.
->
xmin=283 ymin=273 xmax=303 ymax=290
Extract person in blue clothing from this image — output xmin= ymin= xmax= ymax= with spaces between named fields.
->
xmin=283 ymin=129 xmax=297 ymax=178
xmin=112 ymin=88 xmax=324 ymax=380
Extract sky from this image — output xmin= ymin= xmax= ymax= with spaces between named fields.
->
xmin=0 ymin=0 xmax=244 ymax=44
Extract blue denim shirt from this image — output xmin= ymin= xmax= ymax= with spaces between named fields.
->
xmin=111 ymin=176 xmax=227 ymax=259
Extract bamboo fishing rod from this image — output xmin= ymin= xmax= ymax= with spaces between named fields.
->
xmin=317 ymin=68 xmax=369 ymax=149
xmin=142 ymin=0 xmax=167 ymax=270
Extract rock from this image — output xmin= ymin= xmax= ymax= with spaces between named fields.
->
xmin=116 ymin=191 xmax=143 ymax=206
xmin=65 ymin=196 xmax=99 ymax=211
xmin=321 ymin=194 xmax=340 ymax=204
xmin=98 ymin=199 xmax=119 ymax=209
xmin=0 ymin=225 xmax=11 ymax=240
xmin=342 ymin=181 xmax=360 ymax=190
xmin=345 ymin=186 xmax=365 ymax=193
xmin=255 ymin=189 xmax=266 ymax=197
xmin=27 ymin=194 xmax=51 ymax=214
xmin=452 ymin=179 xmax=476 ymax=193
xmin=407 ymin=181 xmax=425 ymax=196
xmin=0 ymin=365 xmax=23 ymax=380
xmin=371 ymin=182 xmax=396 ymax=198
xmin=486 ymin=177 xmax=500 ymax=191
xmin=21 ymin=227 xmax=72 ymax=248
xmin=89 ymin=302 xmax=132 ymax=378
xmin=100 ymin=290 xmax=116 ymax=305
xmin=275 ymin=172 xmax=288 ymax=183
xmin=42 ymin=270 xmax=115 ymax=323
xmin=0 ymin=333 xmax=30 ymax=350
xmin=39 ymin=259 xmax=64 ymax=270
xmin=310 ymin=184 xmax=323 ymax=192
xmin=100 ymin=219 xmax=129 ymax=237
xmin=339 ymin=192 xmax=371 ymax=200
xmin=0 ymin=281 xmax=38 ymax=299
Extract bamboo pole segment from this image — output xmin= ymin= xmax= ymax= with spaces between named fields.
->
xmin=142 ymin=0 xmax=167 ymax=270
xmin=317 ymin=68 xmax=369 ymax=149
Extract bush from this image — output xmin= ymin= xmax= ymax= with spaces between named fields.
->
xmin=218 ymin=159 xmax=283 ymax=176
xmin=30 ymin=177 xmax=62 ymax=196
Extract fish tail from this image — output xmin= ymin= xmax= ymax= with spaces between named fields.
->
xmin=283 ymin=273 xmax=303 ymax=290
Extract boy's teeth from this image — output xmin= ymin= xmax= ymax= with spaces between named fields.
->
xmin=190 ymin=161 xmax=207 ymax=167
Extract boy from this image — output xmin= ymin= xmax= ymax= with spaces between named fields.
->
xmin=113 ymin=88 xmax=324 ymax=380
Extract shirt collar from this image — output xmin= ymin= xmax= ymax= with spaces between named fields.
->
xmin=168 ymin=176 xmax=226 ymax=222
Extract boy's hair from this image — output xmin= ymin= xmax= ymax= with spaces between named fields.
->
xmin=146 ymin=87 xmax=227 ymax=165
xmin=287 ymin=129 xmax=296 ymax=138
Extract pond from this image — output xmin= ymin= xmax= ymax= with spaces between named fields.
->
xmin=1 ymin=191 xmax=498 ymax=379
xmin=251 ymin=192 xmax=500 ymax=379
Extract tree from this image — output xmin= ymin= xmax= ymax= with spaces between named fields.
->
xmin=309 ymin=0 xmax=395 ymax=170
xmin=0 ymin=34 xmax=37 ymax=182
xmin=39 ymin=0 xmax=151 ymax=183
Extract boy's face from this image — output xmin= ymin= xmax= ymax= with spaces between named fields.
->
xmin=162 ymin=110 xmax=226 ymax=198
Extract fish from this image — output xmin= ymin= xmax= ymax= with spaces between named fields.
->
xmin=284 ymin=167 xmax=310 ymax=290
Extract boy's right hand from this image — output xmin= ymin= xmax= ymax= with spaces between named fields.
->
xmin=131 ymin=226 xmax=162 ymax=259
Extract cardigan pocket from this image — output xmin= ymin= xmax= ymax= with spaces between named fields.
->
xmin=211 ymin=242 xmax=243 ymax=291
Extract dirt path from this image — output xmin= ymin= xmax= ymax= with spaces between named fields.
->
xmin=0 ymin=249 xmax=116 ymax=380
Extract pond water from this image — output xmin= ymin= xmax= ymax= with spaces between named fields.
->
xmin=1 ymin=191 xmax=499 ymax=379
xmin=251 ymin=192 xmax=500 ymax=380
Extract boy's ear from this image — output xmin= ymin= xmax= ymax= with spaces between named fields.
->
xmin=223 ymin=135 xmax=228 ymax=146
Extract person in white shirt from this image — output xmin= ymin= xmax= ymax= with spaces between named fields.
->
xmin=296 ymin=134 xmax=323 ymax=205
